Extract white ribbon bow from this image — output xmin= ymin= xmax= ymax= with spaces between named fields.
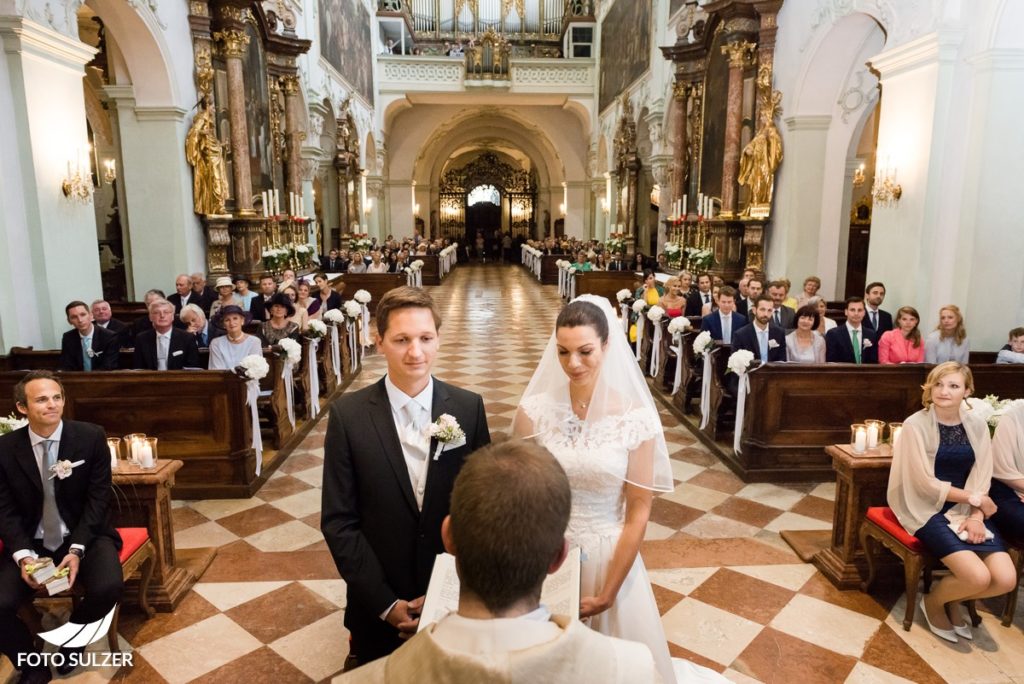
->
xmin=620 ymin=303 xmax=630 ymax=335
xmin=245 ymin=379 xmax=263 ymax=476
xmin=329 ymin=324 xmax=342 ymax=385
xmin=282 ymin=359 xmax=296 ymax=429
xmin=733 ymin=364 xmax=763 ymax=454
xmin=649 ymin=321 xmax=663 ymax=377
xmin=307 ymin=339 xmax=321 ymax=419
xmin=699 ymin=350 xmax=713 ymax=429
xmin=347 ymin=320 xmax=360 ymax=372
xmin=360 ymin=304 xmax=372 ymax=348
xmin=557 ymin=266 xmax=565 ymax=298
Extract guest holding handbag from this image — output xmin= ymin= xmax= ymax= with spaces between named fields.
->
xmin=879 ymin=306 xmax=926 ymax=364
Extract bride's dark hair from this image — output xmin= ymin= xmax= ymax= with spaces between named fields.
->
xmin=556 ymin=300 xmax=609 ymax=344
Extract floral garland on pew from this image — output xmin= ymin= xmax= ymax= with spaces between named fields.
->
xmin=616 ymin=289 xmax=633 ymax=335
xmin=727 ymin=349 xmax=758 ymax=454
xmin=692 ymin=331 xmax=715 ymax=428
xmin=668 ymin=317 xmax=692 ymax=394
xmin=631 ymin=299 xmax=647 ymax=361
xmin=304 ymin=321 xmax=327 ymax=419
xmin=322 ymin=309 xmax=345 ymax=384
xmin=647 ymin=305 xmax=666 ymax=377
xmin=404 ymin=260 xmax=425 ymax=287
xmin=236 ymin=355 xmax=269 ymax=475
xmin=276 ymin=338 xmax=302 ymax=428
xmin=354 ymin=290 xmax=373 ymax=348
xmin=343 ymin=300 xmax=363 ymax=371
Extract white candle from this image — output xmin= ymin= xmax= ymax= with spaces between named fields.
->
xmin=139 ymin=444 xmax=154 ymax=469
xmin=866 ymin=423 xmax=879 ymax=449
xmin=109 ymin=444 xmax=118 ymax=470
xmin=854 ymin=427 xmax=867 ymax=453
xmin=697 ymin=192 xmax=704 ymax=215
xmin=682 ymin=194 xmax=687 ymax=216
xmin=274 ymin=189 xmax=280 ymax=216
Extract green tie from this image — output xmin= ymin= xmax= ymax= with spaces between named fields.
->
xmin=852 ymin=329 xmax=861 ymax=364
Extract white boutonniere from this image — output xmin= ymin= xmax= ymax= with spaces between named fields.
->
xmin=85 ymin=348 xmax=102 ymax=358
xmin=49 ymin=459 xmax=85 ymax=480
xmin=862 ymin=338 xmax=873 ymax=348
xmin=768 ymin=339 xmax=779 ymax=349
xmin=426 ymin=414 xmax=466 ymax=461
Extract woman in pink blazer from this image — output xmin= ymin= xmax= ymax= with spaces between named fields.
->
xmin=879 ymin=306 xmax=926 ymax=364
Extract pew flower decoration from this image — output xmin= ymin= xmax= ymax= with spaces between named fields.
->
xmin=343 ymin=300 xmax=362 ymax=320
xmin=692 ymin=330 xmax=713 ymax=358
xmin=426 ymin=414 xmax=466 ymax=461
xmin=304 ymin=320 xmax=328 ymax=339
xmin=726 ymin=349 xmax=756 ymax=376
xmin=568 ymin=267 xmax=577 ymax=275
xmin=237 ymin=354 xmax=269 ymax=381
xmin=631 ymin=300 xmax=647 ymax=314
xmin=411 ymin=260 xmax=424 ymax=271
xmin=616 ymin=289 xmax=632 ymax=303
xmin=322 ymin=309 xmax=344 ymax=325
xmin=276 ymin=338 xmax=302 ymax=365
xmin=647 ymin=305 xmax=665 ymax=322
xmin=0 ymin=413 xmax=28 ymax=435
xmin=668 ymin=317 xmax=692 ymax=338
xmin=354 ymin=289 xmax=372 ymax=305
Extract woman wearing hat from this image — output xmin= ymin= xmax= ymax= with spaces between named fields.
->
xmin=262 ymin=293 xmax=300 ymax=345
xmin=234 ymin=275 xmax=257 ymax=311
xmin=209 ymin=276 xmax=242 ymax=321
xmin=209 ymin=305 xmax=262 ymax=370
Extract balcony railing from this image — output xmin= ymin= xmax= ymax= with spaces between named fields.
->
xmin=377 ymin=54 xmax=595 ymax=95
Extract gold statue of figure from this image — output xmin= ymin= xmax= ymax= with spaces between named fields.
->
xmin=739 ymin=65 xmax=783 ymax=213
xmin=185 ymin=97 xmax=229 ymax=215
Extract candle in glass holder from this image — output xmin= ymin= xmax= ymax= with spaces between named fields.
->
xmin=139 ymin=437 xmax=158 ymax=469
xmin=851 ymin=423 xmax=867 ymax=453
xmin=107 ymin=438 xmax=120 ymax=471
xmin=889 ymin=422 xmax=903 ymax=447
xmin=124 ymin=433 xmax=146 ymax=465
xmin=865 ymin=420 xmax=885 ymax=450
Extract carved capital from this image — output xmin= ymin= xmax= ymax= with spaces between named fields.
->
xmin=214 ymin=29 xmax=249 ymax=58
xmin=217 ymin=5 xmax=249 ymax=24
xmin=672 ymin=81 xmax=690 ymax=100
xmin=299 ymin=158 xmax=320 ymax=183
xmin=280 ymin=74 xmax=300 ymax=96
xmin=721 ymin=41 xmax=757 ymax=69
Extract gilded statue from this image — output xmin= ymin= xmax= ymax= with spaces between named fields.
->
xmin=739 ymin=65 xmax=784 ymax=212
xmin=185 ymin=98 xmax=229 ymax=215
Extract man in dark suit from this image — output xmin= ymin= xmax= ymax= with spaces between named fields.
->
xmin=167 ymin=274 xmax=196 ymax=316
xmin=189 ymin=273 xmax=217 ymax=316
xmin=322 ymin=287 xmax=490 ymax=666
xmin=685 ymin=273 xmax=715 ymax=317
xmin=250 ymin=274 xmax=278 ymax=322
xmin=735 ymin=277 xmax=764 ymax=319
xmin=732 ymin=295 xmax=788 ymax=363
xmin=0 ymin=371 xmax=123 ymax=682
xmin=767 ymin=280 xmax=797 ymax=330
xmin=134 ymin=299 xmax=201 ymax=370
xmin=128 ymin=289 xmax=166 ymax=341
xmin=826 ymin=297 xmax=879 ymax=363
xmin=57 ymin=301 xmax=120 ymax=371
xmin=90 ymin=299 xmax=128 ymax=347
xmin=321 ymin=249 xmax=347 ymax=272
xmin=607 ymin=255 xmax=628 ymax=271
xmin=863 ymin=281 xmax=893 ymax=335
xmin=179 ymin=303 xmax=222 ymax=349
xmin=700 ymin=286 xmax=747 ymax=344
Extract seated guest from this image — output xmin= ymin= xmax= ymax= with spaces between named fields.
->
xmin=863 ymin=281 xmax=894 ymax=335
xmin=812 ymin=296 xmax=837 ymax=334
xmin=785 ymin=304 xmax=826 ymax=363
xmin=767 ymin=280 xmax=796 ymax=330
xmin=655 ymin=252 xmax=669 ymax=272
xmin=313 ymin=273 xmax=343 ymax=315
xmin=658 ymin=277 xmax=687 ymax=318
xmin=209 ymin=305 xmax=263 ymax=370
xmin=190 ymin=272 xmax=217 ymax=315
xmin=250 ymin=274 xmax=277 ymax=322
xmin=779 ymin=278 xmax=798 ymax=310
xmin=339 ymin=439 xmax=659 ymax=684
xmin=209 ymin=276 xmax=241 ymax=320
xmin=281 ymin=285 xmax=310 ymax=330
xmin=296 ymin=280 xmax=319 ymax=319
xmin=261 ymin=294 xmax=300 ymax=346
xmin=925 ymin=304 xmax=970 ymax=364
xmin=702 ymin=285 xmax=721 ymax=317
xmin=736 ymin=276 xmax=763 ymax=319
xmin=631 ymin=252 xmax=647 ymax=273
xmin=572 ymin=251 xmax=593 ymax=272
xmin=591 ymin=252 xmax=609 ymax=271
xmin=0 ymin=371 xmax=124 ymax=681
xmin=879 ymin=306 xmax=926 ymax=364
xmin=825 ymin=297 xmax=878 ymax=363
xmin=366 ymin=251 xmax=389 ymax=274
xmin=995 ymin=327 xmax=1024 ymax=364
xmin=684 ymin=273 xmax=714 ymax=317
xmin=278 ymin=268 xmax=298 ymax=293
xmin=348 ymin=251 xmax=368 ymax=274
xmin=91 ymin=299 xmax=128 ymax=345
xmin=700 ymin=286 xmax=746 ymax=344
xmin=732 ymin=295 xmax=787 ymax=362
xmin=134 ymin=299 xmax=200 ymax=370
xmin=634 ymin=269 xmax=664 ymax=307
xmin=736 ymin=277 xmax=750 ymax=302
xmin=129 ymin=289 xmax=166 ymax=339
xmin=322 ymin=248 xmax=346 ymax=272
xmin=796 ymin=275 xmax=821 ymax=308
xmin=58 ymin=300 xmax=120 ymax=371
xmin=607 ymin=254 xmax=628 ymax=271
xmin=990 ymin=401 xmax=1024 ymax=543
xmin=679 ymin=270 xmax=695 ymax=295
xmin=180 ymin=303 xmax=220 ymax=348
xmin=167 ymin=273 xmax=195 ymax=315
xmin=887 ymin=362 xmax=1015 ymax=643
xmin=234 ymin=275 xmax=257 ymax=311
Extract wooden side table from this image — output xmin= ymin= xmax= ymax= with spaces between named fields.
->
xmin=111 ymin=460 xmax=215 ymax=612
xmin=813 ymin=443 xmax=899 ymax=588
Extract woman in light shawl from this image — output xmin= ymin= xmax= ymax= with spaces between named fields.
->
xmin=990 ymin=401 xmax=1024 ymax=538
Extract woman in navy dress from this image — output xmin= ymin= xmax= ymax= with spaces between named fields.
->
xmin=887 ymin=362 xmax=1016 ymax=643
xmin=991 ymin=401 xmax=1024 ymax=540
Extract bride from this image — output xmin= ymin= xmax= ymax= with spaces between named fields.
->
xmin=514 ymin=295 xmax=726 ymax=684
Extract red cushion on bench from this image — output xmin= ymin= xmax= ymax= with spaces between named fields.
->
xmin=116 ymin=528 xmax=150 ymax=563
xmin=866 ymin=506 xmax=925 ymax=553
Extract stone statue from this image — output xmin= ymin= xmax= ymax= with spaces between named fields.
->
xmin=185 ymin=98 xmax=228 ymax=215
xmin=739 ymin=66 xmax=783 ymax=211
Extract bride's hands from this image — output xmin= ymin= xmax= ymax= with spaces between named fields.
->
xmin=580 ymin=594 xmax=613 ymax=618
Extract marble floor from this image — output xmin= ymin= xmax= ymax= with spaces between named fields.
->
xmin=4 ymin=263 xmax=1023 ymax=683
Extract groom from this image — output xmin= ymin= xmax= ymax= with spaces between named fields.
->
xmin=322 ymin=287 xmax=491 ymax=665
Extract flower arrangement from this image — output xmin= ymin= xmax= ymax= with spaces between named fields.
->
xmin=663 ymin=242 xmax=683 ymax=269
xmin=237 ymin=354 xmax=269 ymax=381
xmin=668 ymin=317 xmax=692 ymax=337
xmin=277 ymin=338 xmax=302 ymax=364
xmin=0 ymin=413 xmax=28 ymax=435
xmin=616 ymin=289 xmax=633 ymax=303
xmin=568 ymin=266 xmax=577 ymax=275
xmin=966 ymin=395 xmax=1024 ymax=435
xmin=647 ymin=305 xmax=665 ymax=322
xmin=343 ymin=300 xmax=362 ymax=319
xmin=322 ymin=309 xmax=345 ymax=325
xmin=354 ymin=289 xmax=372 ymax=305
xmin=349 ymin=232 xmax=373 ymax=251
xmin=684 ymin=246 xmax=714 ymax=272
xmin=631 ymin=299 xmax=647 ymax=314
xmin=262 ymin=247 xmax=290 ymax=271
xmin=726 ymin=349 xmax=756 ymax=375
xmin=692 ymin=330 xmax=713 ymax=357
xmin=606 ymin=235 xmax=626 ymax=254
xmin=304 ymin=319 xmax=328 ymax=339
xmin=411 ymin=260 xmax=424 ymax=271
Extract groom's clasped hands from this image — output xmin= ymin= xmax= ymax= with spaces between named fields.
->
xmin=386 ymin=596 xmax=425 ymax=639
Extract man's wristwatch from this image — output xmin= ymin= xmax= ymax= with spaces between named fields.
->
xmin=68 ymin=548 xmax=84 ymax=559
xmin=968 ymin=493 xmax=982 ymax=508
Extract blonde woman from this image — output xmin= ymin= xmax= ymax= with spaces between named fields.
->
xmin=658 ymin=277 xmax=686 ymax=318
xmin=796 ymin=276 xmax=821 ymax=308
xmin=925 ymin=305 xmax=970 ymax=364
xmin=887 ymin=362 xmax=1015 ymax=643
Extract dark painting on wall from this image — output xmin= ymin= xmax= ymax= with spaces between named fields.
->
xmin=599 ymin=0 xmax=651 ymax=113
xmin=699 ymin=31 xmax=729 ymax=203
xmin=243 ymin=23 xmax=275 ymax=197
xmin=319 ymin=0 xmax=375 ymax=106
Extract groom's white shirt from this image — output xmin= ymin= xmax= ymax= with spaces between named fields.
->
xmin=384 ymin=374 xmax=433 ymax=509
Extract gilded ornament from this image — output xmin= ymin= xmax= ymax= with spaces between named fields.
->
xmin=194 ymin=45 xmax=213 ymax=96
xmin=214 ymin=29 xmax=249 ymax=58
xmin=185 ymin=98 xmax=229 ymax=215
xmin=738 ymin=65 xmax=783 ymax=216
xmin=721 ymin=40 xmax=756 ymax=68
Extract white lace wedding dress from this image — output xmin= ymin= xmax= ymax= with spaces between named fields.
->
xmin=521 ymin=393 xmax=726 ymax=684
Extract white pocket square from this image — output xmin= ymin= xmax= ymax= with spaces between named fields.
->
xmin=768 ymin=339 xmax=779 ymax=349
xmin=441 ymin=435 xmax=467 ymax=451
xmin=172 ymin=350 xmax=183 ymax=356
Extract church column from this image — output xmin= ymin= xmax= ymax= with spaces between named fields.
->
xmin=281 ymin=75 xmax=304 ymax=197
xmin=751 ymin=1 xmax=783 ymax=123
xmin=591 ymin=179 xmax=606 ymax=241
xmin=213 ymin=26 xmax=254 ymax=214
xmin=670 ymin=82 xmax=689 ymax=211
xmin=720 ymin=40 xmax=756 ymax=217
xmin=651 ymin=156 xmax=672 ymax=255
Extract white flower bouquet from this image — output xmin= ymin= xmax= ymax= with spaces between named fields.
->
xmin=304 ymin=319 xmax=328 ymax=339
xmin=322 ymin=309 xmax=344 ymax=325
xmin=426 ymin=414 xmax=466 ymax=460
xmin=354 ymin=289 xmax=372 ymax=304
xmin=411 ymin=260 xmax=424 ymax=271
xmin=726 ymin=349 xmax=756 ymax=375
xmin=967 ymin=395 xmax=1024 ymax=434
xmin=692 ymin=330 xmax=713 ymax=357
xmin=663 ymin=243 xmax=681 ymax=255
xmin=647 ymin=305 xmax=665 ymax=322
xmin=568 ymin=267 xmax=577 ymax=275
xmin=237 ymin=354 xmax=270 ymax=381
xmin=277 ymin=338 xmax=302 ymax=364
xmin=631 ymin=299 xmax=647 ymax=314
xmin=343 ymin=300 xmax=363 ymax=319
xmin=0 ymin=413 xmax=28 ymax=435
xmin=616 ymin=289 xmax=632 ymax=303
xmin=668 ymin=317 xmax=692 ymax=337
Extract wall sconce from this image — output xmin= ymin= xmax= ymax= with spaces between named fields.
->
xmin=103 ymin=159 xmax=117 ymax=184
xmin=62 ymin=146 xmax=94 ymax=203
xmin=872 ymin=160 xmax=902 ymax=208
xmin=852 ymin=163 xmax=865 ymax=188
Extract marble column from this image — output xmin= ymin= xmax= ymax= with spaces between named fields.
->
xmin=591 ymin=179 xmax=606 ymax=241
xmin=281 ymin=75 xmax=303 ymax=197
xmin=720 ymin=41 xmax=756 ymax=217
xmin=752 ymin=1 xmax=784 ymax=125
xmin=671 ymin=81 xmax=689 ymax=212
xmin=336 ymin=168 xmax=350 ymax=233
xmin=214 ymin=28 xmax=254 ymax=214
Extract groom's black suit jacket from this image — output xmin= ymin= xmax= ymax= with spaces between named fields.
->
xmin=321 ymin=376 xmax=490 ymax=662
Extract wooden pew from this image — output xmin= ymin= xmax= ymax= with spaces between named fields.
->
xmin=417 ymin=255 xmax=441 ymax=286
xmin=110 ymin=302 xmax=148 ymax=327
xmin=541 ymin=255 xmax=572 ymax=284
xmin=574 ymin=271 xmax=638 ymax=310
xmin=337 ymin=273 xmax=406 ymax=307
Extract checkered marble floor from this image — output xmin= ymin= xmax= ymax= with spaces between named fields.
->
xmin=6 ymin=264 xmax=1024 ymax=683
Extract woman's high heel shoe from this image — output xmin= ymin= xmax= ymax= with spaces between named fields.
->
xmin=920 ymin=597 xmax=958 ymax=643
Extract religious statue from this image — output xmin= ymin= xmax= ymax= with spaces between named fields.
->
xmin=739 ymin=65 xmax=784 ymax=215
xmin=185 ymin=97 xmax=229 ymax=215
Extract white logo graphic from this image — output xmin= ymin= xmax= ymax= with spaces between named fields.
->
xmin=37 ymin=606 xmax=117 ymax=648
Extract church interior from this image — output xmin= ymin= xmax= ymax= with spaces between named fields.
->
xmin=2 ymin=0 xmax=1024 ymax=682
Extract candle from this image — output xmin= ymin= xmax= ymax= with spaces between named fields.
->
xmin=274 ymin=189 xmax=280 ymax=216
xmin=109 ymin=443 xmax=118 ymax=471
xmin=139 ymin=444 xmax=154 ymax=469
xmin=892 ymin=425 xmax=902 ymax=445
xmin=854 ymin=427 xmax=866 ymax=453
xmin=866 ymin=423 xmax=879 ymax=449
xmin=682 ymin=194 xmax=687 ymax=216
xmin=697 ymin=192 xmax=704 ymax=216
